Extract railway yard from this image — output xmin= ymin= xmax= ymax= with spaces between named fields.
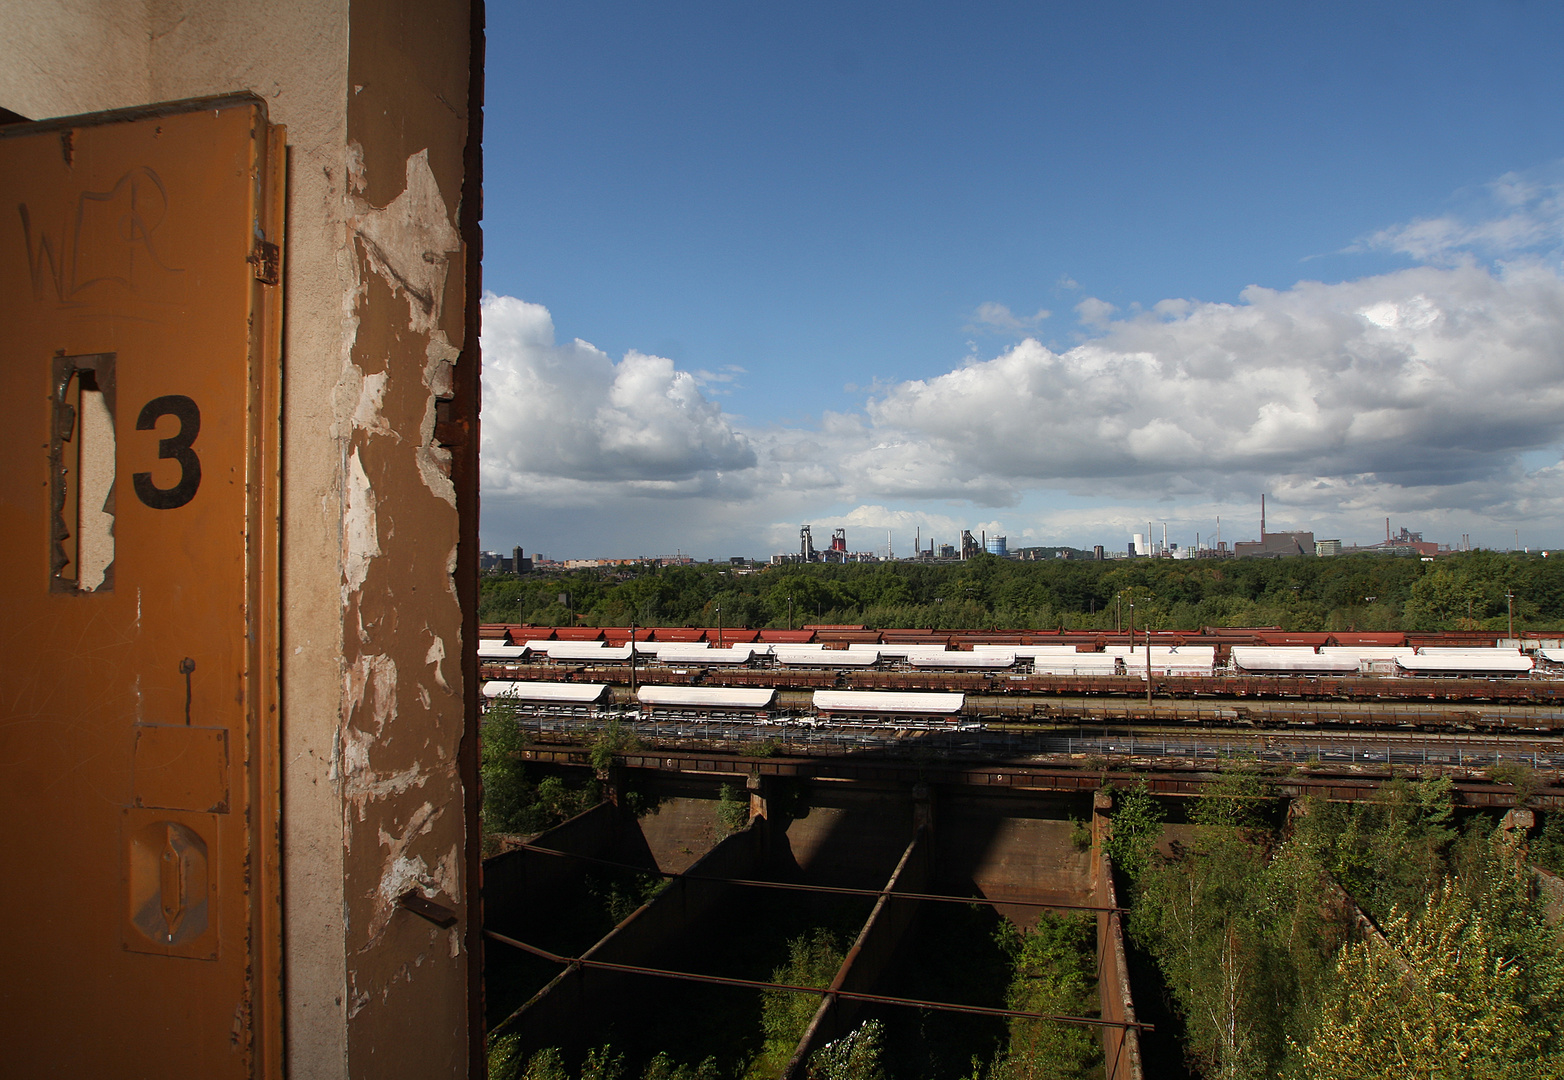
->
xmin=481 ymin=623 xmax=1564 ymax=1078
xmin=479 ymin=623 xmax=1564 ymax=788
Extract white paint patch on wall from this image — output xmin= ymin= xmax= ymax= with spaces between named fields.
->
xmin=417 ymin=332 xmax=459 ymax=506
xmin=340 ymin=651 xmax=402 ymax=832
xmin=352 ymin=368 xmax=392 ymax=436
xmin=424 ymin=632 xmax=450 ymax=694
xmin=343 ymin=446 xmax=380 ymax=597
xmin=351 ymin=149 xmax=461 ymax=335
xmin=367 ymin=799 xmax=446 ymax=944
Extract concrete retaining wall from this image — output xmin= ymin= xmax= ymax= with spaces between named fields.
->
xmin=776 ymin=782 xmax=914 ymax=888
xmin=1534 ymin=865 xmax=1564 ymax=926
xmin=939 ymin=792 xmax=1092 ymax=922
xmin=484 ymin=802 xmax=618 ymax=935
xmin=634 ymin=794 xmax=732 ymax=875
xmin=1092 ymin=792 xmax=1143 ymax=1080
xmin=489 ymin=821 xmax=764 ymax=1047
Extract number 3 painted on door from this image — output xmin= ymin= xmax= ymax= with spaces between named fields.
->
xmin=133 ymin=395 xmax=201 ymax=509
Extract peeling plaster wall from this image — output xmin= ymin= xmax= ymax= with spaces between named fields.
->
xmin=0 ymin=4 xmax=477 ymax=1077
xmin=338 ymin=3 xmax=474 ymax=1074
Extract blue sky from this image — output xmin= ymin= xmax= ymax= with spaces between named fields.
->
xmin=477 ymin=2 xmax=1564 ymax=559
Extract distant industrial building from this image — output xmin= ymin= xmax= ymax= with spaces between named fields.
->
xmin=1341 ymin=523 xmax=1450 ymax=558
xmin=771 ymin=525 xmax=884 ymax=565
xmin=1233 ymin=496 xmax=1315 ymax=558
xmin=479 ymin=546 xmax=534 ymax=573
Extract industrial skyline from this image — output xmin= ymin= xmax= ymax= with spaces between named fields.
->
xmin=478 ymin=5 xmax=1564 ymax=560
xmin=485 ymin=500 xmax=1509 ymax=573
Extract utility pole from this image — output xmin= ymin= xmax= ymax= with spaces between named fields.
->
xmin=629 ymin=621 xmax=638 ymax=692
xmin=716 ymin=605 xmax=723 ymax=649
xmin=1146 ymin=625 xmax=1153 ymax=709
xmin=1507 ymin=590 xmax=1515 ymax=639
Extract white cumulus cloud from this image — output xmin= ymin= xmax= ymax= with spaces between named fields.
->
xmin=851 ymin=261 xmax=1564 ymax=512
xmin=480 ymin=294 xmax=756 ymax=497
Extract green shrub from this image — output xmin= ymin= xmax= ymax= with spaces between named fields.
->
xmin=716 ymin=784 xmax=750 ymax=835
xmin=989 ymin=912 xmax=1101 ymax=1080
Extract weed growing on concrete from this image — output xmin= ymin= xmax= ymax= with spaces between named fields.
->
xmin=589 ymin=720 xmax=641 ymax=770
xmin=715 ymin=783 xmax=750 ymax=835
xmin=1068 ymin=816 xmax=1091 ymax=852
xmin=1102 ymin=782 xmax=1164 ymax=881
xmin=1487 ymin=761 xmax=1540 ymax=805
xmin=489 ymin=1040 xmax=721 ymax=1080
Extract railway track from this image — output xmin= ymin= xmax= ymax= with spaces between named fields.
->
xmin=483 ymin=661 xmax=1564 ymax=732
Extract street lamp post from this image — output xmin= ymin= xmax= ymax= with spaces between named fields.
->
xmin=716 ymin=605 xmax=723 ymax=649
xmin=629 ymin=621 xmax=638 ymax=692
xmin=1507 ymin=589 xmax=1515 ymax=639
xmin=787 ymin=595 xmax=793 ymax=632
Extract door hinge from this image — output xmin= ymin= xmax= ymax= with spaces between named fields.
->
xmin=248 ymin=240 xmax=280 ymax=285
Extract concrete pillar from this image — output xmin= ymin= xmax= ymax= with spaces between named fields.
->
xmin=1089 ymin=788 xmax=1143 ymax=1080
xmin=746 ymin=771 xmax=769 ymax=820
xmin=599 ymin=766 xmax=625 ymax=809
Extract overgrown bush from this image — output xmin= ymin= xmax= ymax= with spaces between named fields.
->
xmin=1102 ymin=782 xmax=1164 ymax=881
xmin=1533 ymin=810 xmax=1564 ymax=876
xmin=1290 ymin=777 xmax=1456 ymax=925
xmin=988 ymin=912 xmax=1101 ymax=1080
xmin=489 ymin=1044 xmax=717 ymax=1080
xmin=1127 ymin=768 xmax=1564 ymax=1080
xmin=481 ymin=703 xmax=599 ymax=841
xmin=748 ymin=929 xmax=844 ymax=1077
xmin=1289 ymin=838 xmax=1564 ymax=1080
xmin=716 ymin=783 xmax=750 ymax=835
xmin=807 ymin=1020 xmax=886 ymax=1080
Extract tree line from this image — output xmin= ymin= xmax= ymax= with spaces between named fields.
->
xmin=1107 ymin=776 xmax=1564 ymax=1079
xmin=479 ymin=550 xmax=1564 ymax=633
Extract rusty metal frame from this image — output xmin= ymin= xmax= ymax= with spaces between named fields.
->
xmin=510 ymin=841 xmax=1128 ymax=912
xmin=513 ymin=745 xmax=1558 ymax=808
xmin=459 ymin=2 xmax=488 ymax=1076
xmin=252 ymin=117 xmax=286 ymax=1080
xmin=483 ymin=930 xmax=1154 ymax=1032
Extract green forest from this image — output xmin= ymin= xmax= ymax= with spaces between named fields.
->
xmin=1109 ymin=777 xmax=1564 ymax=1080
xmin=480 ymin=550 xmax=1564 ymax=633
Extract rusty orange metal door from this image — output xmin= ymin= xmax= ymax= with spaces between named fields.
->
xmin=0 ymin=95 xmax=283 ymax=1077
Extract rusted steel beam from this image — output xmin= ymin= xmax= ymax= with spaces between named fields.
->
xmin=516 ymin=745 xmax=1559 ymax=806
